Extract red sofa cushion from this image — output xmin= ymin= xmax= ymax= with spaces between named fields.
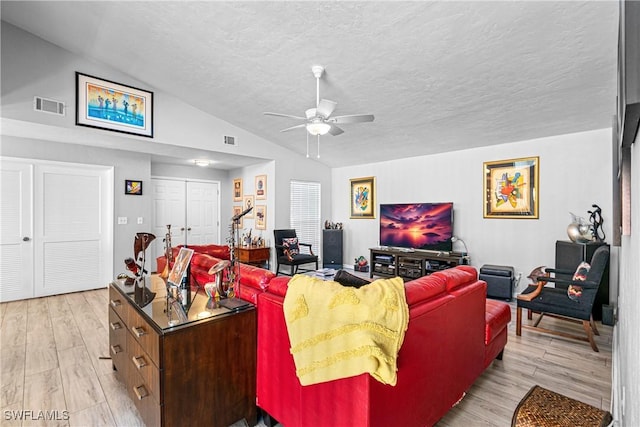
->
xmin=485 ymin=299 xmax=511 ymax=344
xmin=433 ymin=265 xmax=479 ymax=291
xmin=180 ymin=244 xmax=230 ymax=260
xmin=238 ymin=264 xmax=276 ymax=291
xmin=404 ymin=273 xmax=447 ymax=305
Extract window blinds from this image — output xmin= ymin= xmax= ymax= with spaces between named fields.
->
xmin=290 ymin=180 xmax=321 ymax=255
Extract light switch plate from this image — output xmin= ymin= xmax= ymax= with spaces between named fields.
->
xmin=118 ymin=217 xmax=127 ymax=225
xmin=137 ymin=217 xmax=143 ymax=224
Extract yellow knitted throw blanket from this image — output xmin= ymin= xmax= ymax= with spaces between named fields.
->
xmin=283 ymin=274 xmax=409 ymax=386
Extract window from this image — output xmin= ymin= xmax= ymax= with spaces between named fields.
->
xmin=290 ymin=180 xmax=321 ymax=256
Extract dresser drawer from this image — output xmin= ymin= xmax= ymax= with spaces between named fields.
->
xmin=127 ymin=332 xmax=161 ymax=403
xmin=126 ymin=364 xmax=161 ymax=427
xmin=127 ymin=305 xmax=160 ymax=367
xmin=108 ymin=285 xmax=128 ymax=325
xmin=108 ymin=307 xmax=127 ymax=375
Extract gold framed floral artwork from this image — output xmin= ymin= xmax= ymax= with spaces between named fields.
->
xmin=483 ymin=156 xmax=539 ymax=219
xmin=350 ymin=176 xmax=375 ymax=219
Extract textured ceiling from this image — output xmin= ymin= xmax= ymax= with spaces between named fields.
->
xmin=1 ymin=1 xmax=619 ymax=168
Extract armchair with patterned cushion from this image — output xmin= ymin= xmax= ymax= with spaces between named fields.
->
xmin=516 ymin=245 xmax=610 ymax=352
xmin=273 ymin=229 xmax=318 ymax=276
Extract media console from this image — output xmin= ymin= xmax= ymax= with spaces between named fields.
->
xmin=369 ymin=247 xmax=469 ymax=281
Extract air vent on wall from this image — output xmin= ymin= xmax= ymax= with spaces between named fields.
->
xmin=34 ymin=96 xmax=65 ymax=116
xmin=224 ymin=135 xmax=236 ymax=146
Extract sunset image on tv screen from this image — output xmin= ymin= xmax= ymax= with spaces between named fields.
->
xmin=379 ymin=203 xmax=453 ymax=250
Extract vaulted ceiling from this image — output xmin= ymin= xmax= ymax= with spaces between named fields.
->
xmin=1 ymin=1 xmax=619 ymax=168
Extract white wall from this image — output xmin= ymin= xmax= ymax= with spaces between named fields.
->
xmin=615 ymin=136 xmax=639 ymax=425
xmin=332 ymin=128 xmax=613 ymax=292
xmin=1 ymin=22 xmax=333 ymax=277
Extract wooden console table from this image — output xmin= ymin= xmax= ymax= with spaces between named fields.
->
xmin=108 ymin=278 xmax=257 ymax=427
xmin=235 ymin=246 xmax=270 ymax=268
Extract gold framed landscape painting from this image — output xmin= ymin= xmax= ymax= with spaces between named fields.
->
xmin=350 ymin=176 xmax=375 ymax=219
xmin=483 ymin=156 xmax=539 ymax=219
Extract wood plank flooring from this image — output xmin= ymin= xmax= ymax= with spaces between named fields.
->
xmin=1 ymin=289 xmax=612 ymax=426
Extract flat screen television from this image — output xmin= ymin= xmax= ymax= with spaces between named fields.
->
xmin=379 ymin=202 xmax=453 ymax=251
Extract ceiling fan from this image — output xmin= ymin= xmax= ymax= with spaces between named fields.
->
xmin=264 ymin=65 xmax=374 ymax=158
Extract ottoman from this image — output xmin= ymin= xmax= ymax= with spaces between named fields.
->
xmin=484 ymin=298 xmax=511 ymax=368
xmin=480 ymin=264 xmax=516 ymax=301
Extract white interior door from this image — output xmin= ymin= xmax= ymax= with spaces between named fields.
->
xmin=151 ymin=178 xmax=220 ymax=271
xmin=186 ymin=181 xmax=219 ymax=246
xmin=0 ymin=160 xmax=34 ymax=302
xmin=34 ymin=163 xmax=113 ymax=297
xmin=151 ymin=179 xmax=187 ymax=267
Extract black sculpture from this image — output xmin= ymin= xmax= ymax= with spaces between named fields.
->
xmin=588 ymin=204 xmax=605 ymax=242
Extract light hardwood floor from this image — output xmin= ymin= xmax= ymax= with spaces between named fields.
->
xmin=0 ymin=288 xmax=612 ymax=427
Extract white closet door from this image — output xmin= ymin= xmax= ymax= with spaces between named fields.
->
xmin=186 ymin=181 xmax=219 ymax=246
xmin=151 ymin=178 xmax=220 ymax=271
xmin=34 ymin=163 xmax=113 ymax=297
xmin=0 ymin=160 xmax=34 ymax=302
xmin=151 ymin=179 xmax=187 ymax=266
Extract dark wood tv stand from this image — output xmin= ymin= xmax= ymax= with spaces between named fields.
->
xmin=369 ymin=247 xmax=469 ymax=281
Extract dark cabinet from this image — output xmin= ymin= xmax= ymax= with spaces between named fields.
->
xmin=323 ymin=229 xmax=343 ymax=269
xmin=555 ymin=240 xmax=610 ymax=320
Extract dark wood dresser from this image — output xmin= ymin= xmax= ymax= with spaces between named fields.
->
xmin=108 ymin=279 xmax=257 ymax=427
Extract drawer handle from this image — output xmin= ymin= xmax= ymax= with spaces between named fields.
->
xmin=132 ymin=355 xmax=147 ymax=370
xmin=110 ymin=344 xmax=122 ymax=355
xmin=110 ymin=322 xmax=122 ymax=331
xmin=110 ymin=299 xmax=121 ymax=308
xmin=133 ymin=385 xmax=149 ymax=400
xmin=131 ymin=326 xmax=147 ymax=337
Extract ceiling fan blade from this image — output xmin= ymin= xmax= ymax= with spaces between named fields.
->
xmin=328 ymin=124 xmax=344 ymax=136
xmin=316 ymin=99 xmax=337 ymax=118
xmin=264 ymin=112 xmax=306 ymax=120
xmin=329 ymin=114 xmax=375 ymax=124
xmin=280 ymin=123 xmax=307 ymax=133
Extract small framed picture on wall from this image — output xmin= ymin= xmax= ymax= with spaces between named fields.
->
xmin=233 ymin=178 xmax=243 ymax=202
xmin=232 ymin=206 xmax=244 ymax=228
xmin=255 ymin=174 xmax=267 ymax=200
xmin=243 ymin=195 xmax=255 ymax=218
xmin=125 ymin=180 xmax=143 ymax=195
xmin=255 ymin=205 xmax=266 ymax=230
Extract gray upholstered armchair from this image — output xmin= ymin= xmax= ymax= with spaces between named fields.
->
xmin=516 ymin=245 xmax=610 ymax=352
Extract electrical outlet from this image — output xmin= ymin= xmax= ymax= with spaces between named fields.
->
xmin=137 ymin=217 xmax=143 ymax=224
xmin=117 ymin=217 xmax=127 ymax=225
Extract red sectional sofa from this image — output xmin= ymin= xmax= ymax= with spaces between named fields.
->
xmin=256 ymin=265 xmax=511 ymax=427
xmin=156 ymin=247 xmax=511 ymax=425
xmin=156 ymin=244 xmax=274 ymax=304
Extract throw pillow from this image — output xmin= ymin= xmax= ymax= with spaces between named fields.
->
xmin=568 ymin=261 xmax=590 ymax=301
xmin=334 ymin=269 xmax=371 ymax=288
xmin=282 ymin=237 xmax=300 ymax=256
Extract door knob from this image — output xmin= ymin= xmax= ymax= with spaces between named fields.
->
xmin=187 ymin=227 xmax=192 ymax=232
xmin=23 ymin=237 xmax=31 ymax=242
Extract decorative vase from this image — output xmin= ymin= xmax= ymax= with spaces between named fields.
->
xmin=567 ymin=213 xmax=593 ymax=243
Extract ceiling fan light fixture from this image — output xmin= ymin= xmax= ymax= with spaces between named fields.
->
xmin=193 ymin=159 xmax=211 ymax=167
xmin=306 ymin=122 xmax=331 ymax=136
